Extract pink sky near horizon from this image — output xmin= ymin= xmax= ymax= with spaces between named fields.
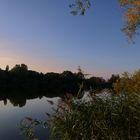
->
xmin=0 ymin=56 xmax=121 ymax=79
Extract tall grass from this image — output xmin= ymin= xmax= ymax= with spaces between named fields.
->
xmin=50 ymin=92 xmax=140 ymax=140
xmin=20 ymin=91 xmax=140 ymax=140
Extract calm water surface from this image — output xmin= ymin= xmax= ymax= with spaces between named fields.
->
xmin=0 ymin=96 xmax=60 ymax=140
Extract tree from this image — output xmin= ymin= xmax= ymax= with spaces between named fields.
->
xmin=107 ymin=74 xmax=120 ymax=89
xmin=120 ymin=0 xmax=140 ymax=40
xmin=10 ymin=64 xmax=28 ymax=73
xmin=70 ymin=0 xmax=140 ymax=40
xmin=21 ymin=64 xmax=28 ymax=71
xmin=87 ymin=76 xmax=106 ymax=89
xmin=5 ymin=65 xmax=9 ymax=72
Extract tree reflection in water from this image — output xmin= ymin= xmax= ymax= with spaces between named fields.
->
xmin=0 ymin=94 xmax=49 ymax=107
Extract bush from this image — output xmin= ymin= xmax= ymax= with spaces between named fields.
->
xmin=114 ymin=70 xmax=140 ymax=94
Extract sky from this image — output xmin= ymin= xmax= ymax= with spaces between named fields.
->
xmin=0 ymin=0 xmax=140 ymax=78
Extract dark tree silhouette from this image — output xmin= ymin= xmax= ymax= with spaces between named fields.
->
xmin=0 ymin=64 xmax=118 ymax=100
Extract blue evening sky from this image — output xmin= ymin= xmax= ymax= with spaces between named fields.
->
xmin=0 ymin=0 xmax=140 ymax=78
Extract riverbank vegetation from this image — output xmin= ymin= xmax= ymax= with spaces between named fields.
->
xmin=49 ymin=70 xmax=140 ymax=140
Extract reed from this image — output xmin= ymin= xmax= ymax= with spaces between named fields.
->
xmin=50 ymin=92 xmax=140 ymax=140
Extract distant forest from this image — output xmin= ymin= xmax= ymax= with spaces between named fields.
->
xmin=0 ymin=64 xmax=120 ymax=98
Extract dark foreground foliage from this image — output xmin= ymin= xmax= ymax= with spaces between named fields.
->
xmin=50 ymin=92 xmax=140 ymax=140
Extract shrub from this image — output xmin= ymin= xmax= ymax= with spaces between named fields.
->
xmin=114 ymin=70 xmax=140 ymax=94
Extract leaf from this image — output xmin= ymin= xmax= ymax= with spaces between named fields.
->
xmin=80 ymin=8 xmax=86 ymax=15
xmin=71 ymin=11 xmax=78 ymax=15
xmin=34 ymin=120 xmax=41 ymax=125
xmin=25 ymin=117 xmax=33 ymax=121
xmin=45 ymin=112 xmax=51 ymax=117
xmin=43 ymin=121 xmax=48 ymax=128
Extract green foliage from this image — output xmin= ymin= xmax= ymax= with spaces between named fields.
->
xmin=51 ymin=92 xmax=140 ymax=140
xmin=70 ymin=0 xmax=91 ymax=15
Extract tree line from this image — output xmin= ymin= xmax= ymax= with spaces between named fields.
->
xmin=0 ymin=64 xmax=119 ymax=97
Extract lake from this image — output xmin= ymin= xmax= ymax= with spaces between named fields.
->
xmin=0 ymin=96 xmax=60 ymax=140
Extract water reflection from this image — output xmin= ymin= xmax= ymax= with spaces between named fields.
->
xmin=0 ymin=94 xmax=60 ymax=140
xmin=0 ymin=94 xmax=57 ymax=107
xmin=9 ymin=98 xmax=26 ymax=107
xmin=3 ymin=99 xmax=7 ymax=106
xmin=0 ymin=97 xmax=33 ymax=107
